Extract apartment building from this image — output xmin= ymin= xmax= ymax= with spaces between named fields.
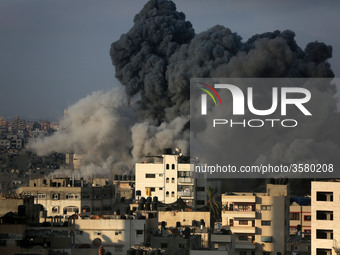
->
xmin=290 ymin=196 xmax=311 ymax=237
xmin=20 ymin=177 xmax=116 ymax=217
xmin=311 ymin=181 xmax=340 ymax=255
xmin=135 ymin=150 xmax=207 ymax=208
xmin=221 ymin=184 xmax=289 ymax=255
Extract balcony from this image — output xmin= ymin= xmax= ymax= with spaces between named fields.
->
xmin=223 ymin=210 xmax=255 ymax=218
xmin=211 ymin=234 xmax=232 ymax=243
xmin=229 ymin=226 xmax=255 ymax=234
xmin=178 ymin=177 xmax=194 ymax=184
xmin=178 ymin=190 xmax=193 ymax=197
xmin=235 ymin=242 xmax=256 ymax=249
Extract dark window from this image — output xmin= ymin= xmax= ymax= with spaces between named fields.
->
xmin=136 ymin=230 xmax=143 ymax=235
xmin=146 ymin=174 xmax=156 ymax=178
xmin=0 ymin=240 xmax=6 ymax=246
xmin=166 ymin=178 xmax=169 ymax=183
xmin=159 ymin=188 xmax=163 ymax=190
xmin=263 ymin=252 xmax=271 ymax=255
xmin=317 ymin=192 xmax=333 ymax=201
xmin=150 ymin=187 xmax=155 ymax=192
xmin=304 ymin=215 xmax=311 ymax=221
xmin=240 ymin=251 xmax=247 ymax=255
xmin=290 ymin=212 xmax=300 ymax=220
xmin=196 ymin=187 xmax=205 ymax=192
xmin=161 ymin=243 xmax=168 ymax=249
xmin=261 ymin=221 xmax=271 ymax=226
xmin=166 ymin=164 xmax=169 ymax=170
xmin=196 ymin=200 xmax=205 ymax=205
xmin=172 ymin=164 xmax=175 ymax=169
xmin=317 ymin=249 xmax=332 ymax=255
xmin=239 ymin=220 xmax=248 ymax=225
xmin=316 ymin=229 xmax=333 ymax=239
xmin=316 ymin=211 xmax=333 ymax=220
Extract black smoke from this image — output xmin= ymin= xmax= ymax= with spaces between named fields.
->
xmin=110 ymin=0 xmax=334 ymax=124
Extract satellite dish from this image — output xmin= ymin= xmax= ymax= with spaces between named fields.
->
xmin=92 ymin=238 xmax=102 ymax=247
xmin=16 ymin=188 xmax=23 ymax=195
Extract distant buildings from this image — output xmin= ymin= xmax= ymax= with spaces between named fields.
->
xmin=135 ymin=149 xmax=207 ymax=208
xmin=221 ymin=184 xmax=289 ymax=255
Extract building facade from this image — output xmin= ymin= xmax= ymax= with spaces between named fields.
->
xmin=135 ymin=152 xmax=207 ymax=208
xmin=311 ymin=181 xmax=340 ymax=255
xmin=221 ymin=184 xmax=289 ymax=255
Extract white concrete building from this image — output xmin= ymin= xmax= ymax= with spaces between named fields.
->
xmin=221 ymin=184 xmax=289 ymax=255
xmin=311 ymin=180 xmax=340 ymax=255
xmin=135 ymin=152 xmax=207 ymax=208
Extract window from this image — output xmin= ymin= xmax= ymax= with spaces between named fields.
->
xmin=239 ymin=235 xmax=248 ymax=241
xmin=261 ymin=221 xmax=271 ymax=226
xmin=317 ymin=249 xmax=332 ymax=255
xmin=161 ymin=243 xmax=168 ymax=249
xmin=166 ymin=191 xmax=169 ymax=197
xmin=172 ymin=164 xmax=175 ymax=169
xmin=304 ymin=215 xmax=311 ymax=221
xmin=0 ymin=240 xmax=6 ymax=247
xmin=95 ymin=232 xmax=101 ymax=235
xmin=115 ymin=231 xmax=122 ymax=235
xmin=290 ymin=212 xmax=300 ymax=220
xmin=52 ymin=206 xmax=59 ymax=213
xmin=316 ymin=229 xmax=333 ymax=239
xmin=35 ymin=193 xmax=46 ymax=199
xmin=115 ymin=246 xmax=123 ymax=252
xmin=171 ymin=178 xmax=175 ymax=183
xmin=149 ymin=187 xmax=155 ymax=192
xmin=196 ymin=187 xmax=205 ymax=192
xmin=159 ymin=188 xmax=163 ymax=190
xmin=66 ymin=194 xmax=80 ymax=199
xmin=316 ymin=192 xmax=333 ymax=201
xmin=166 ymin=164 xmax=169 ymax=169
xmin=146 ymin=174 xmax=156 ymax=178
xmin=263 ymin=252 xmax=271 ymax=255
xmin=261 ymin=236 xmax=273 ymax=243
xmin=171 ymin=191 xmax=175 ymax=197
xmin=64 ymin=206 xmax=79 ymax=213
xmin=261 ymin=205 xmax=271 ymax=211
xmin=136 ymin=230 xmax=143 ymax=235
xmin=240 ymin=251 xmax=247 ymax=255
xmin=166 ymin=178 xmax=169 ymax=183
xmin=159 ymin=174 xmax=163 ymax=177
xmin=239 ymin=220 xmax=248 ymax=225
xmin=52 ymin=193 xmax=59 ymax=200
xmin=317 ymin=211 xmax=333 ymax=220
xmin=179 ymin=243 xmax=185 ymax=249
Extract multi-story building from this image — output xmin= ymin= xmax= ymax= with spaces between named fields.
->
xmin=311 ymin=180 xmax=340 ymax=255
xmin=0 ymin=118 xmax=8 ymax=133
xmin=135 ymin=149 xmax=207 ymax=208
xmin=11 ymin=116 xmax=26 ymax=133
xmin=20 ymin=177 xmax=116 ymax=217
xmin=289 ymin=196 xmax=311 ymax=237
xmin=221 ymin=184 xmax=289 ymax=255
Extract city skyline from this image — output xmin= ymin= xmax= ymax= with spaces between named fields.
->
xmin=1 ymin=0 xmax=340 ymax=120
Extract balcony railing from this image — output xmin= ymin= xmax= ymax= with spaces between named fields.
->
xmin=178 ymin=190 xmax=193 ymax=197
xmin=178 ymin=177 xmax=194 ymax=184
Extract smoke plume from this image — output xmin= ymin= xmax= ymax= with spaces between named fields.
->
xmin=30 ymin=0 xmax=336 ymax=187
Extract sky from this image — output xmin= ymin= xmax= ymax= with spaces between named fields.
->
xmin=0 ymin=0 xmax=339 ymax=121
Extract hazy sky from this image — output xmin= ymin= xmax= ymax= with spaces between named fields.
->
xmin=0 ymin=0 xmax=339 ymax=120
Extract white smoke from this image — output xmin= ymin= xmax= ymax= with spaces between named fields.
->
xmin=28 ymin=88 xmax=136 ymax=176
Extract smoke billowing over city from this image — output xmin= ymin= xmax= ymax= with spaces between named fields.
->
xmin=29 ymin=0 xmax=336 ymax=181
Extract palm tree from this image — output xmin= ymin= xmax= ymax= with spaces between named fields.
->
xmin=206 ymin=186 xmax=221 ymax=225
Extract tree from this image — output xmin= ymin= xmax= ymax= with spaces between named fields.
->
xmin=206 ymin=186 xmax=221 ymax=225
